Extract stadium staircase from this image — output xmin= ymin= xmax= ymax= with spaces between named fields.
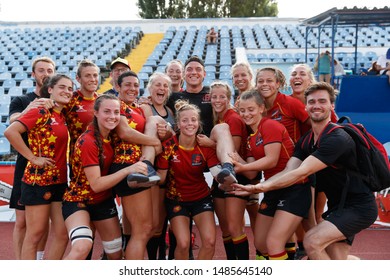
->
xmin=97 ymin=33 xmax=164 ymax=93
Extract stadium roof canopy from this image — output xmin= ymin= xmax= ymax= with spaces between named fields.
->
xmin=301 ymin=6 xmax=390 ymax=27
xmin=299 ymin=6 xmax=390 ymax=75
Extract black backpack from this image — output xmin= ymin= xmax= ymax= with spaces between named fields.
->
xmin=328 ymin=116 xmax=390 ymax=192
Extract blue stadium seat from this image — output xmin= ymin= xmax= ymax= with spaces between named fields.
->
xmin=19 ymin=79 xmax=34 ymax=89
xmin=0 ymin=72 xmax=11 ymax=81
xmin=7 ymin=86 xmax=23 ymax=96
xmin=2 ymin=79 xmax=16 ymax=90
xmin=0 ymin=137 xmax=11 ymax=155
xmin=14 ymin=72 xmax=28 ymax=82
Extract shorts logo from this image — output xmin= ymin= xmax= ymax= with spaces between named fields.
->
xmin=77 ymin=202 xmax=86 ymax=208
xmin=203 ymin=202 xmax=212 ymax=210
xmin=173 ymin=205 xmax=182 ymax=213
xmin=277 ymin=200 xmax=285 ymax=207
xmin=192 ymin=154 xmax=202 ymax=166
xmin=43 ymin=192 xmax=52 ymax=200
xmin=259 ymin=202 xmax=268 ymax=210
xmin=109 ymin=207 xmax=117 ymax=215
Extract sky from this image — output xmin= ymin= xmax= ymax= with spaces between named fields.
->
xmin=0 ymin=0 xmax=389 ymax=22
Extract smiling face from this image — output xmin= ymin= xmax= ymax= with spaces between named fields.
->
xmin=77 ymin=65 xmax=99 ymax=95
xmin=184 ymin=61 xmax=206 ymax=90
xmin=166 ymin=62 xmax=183 ymax=90
xmin=305 ymin=90 xmax=334 ymax=123
xmin=238 ymin=96 xmax=265 ymax=130
xmin=256 ymin=70 xmax=280 ymax=100
xmin=32 ymin=61 xmax=55 ymax=89
xmin=118 ymin=75 xmax=140 ymax=105
xmin=149 ymin=76 xmax=170 ymax=106
xmin=210 ymin=85 xmax=230 ymax=117
xmin=48 ymin=77 xmax=73 ymax=106
xmin=232 ymin=65 xmax=253 ymax=93
xmin=94 ymin=98 xmax=121 ymax=136
xmin=290 ymin=65 xmax=313 ymax=96
xmin=177 ymin=108 xmax=200 ymax=137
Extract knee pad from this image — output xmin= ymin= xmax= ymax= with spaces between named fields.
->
xmin=69 ymin=226 xmax=93 ymax=245
xmin=102 ymin=237 xmax=122 ymax=254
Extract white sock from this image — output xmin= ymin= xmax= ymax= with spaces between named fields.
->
xmin=36 ymin=251 xmax=45 ymax=260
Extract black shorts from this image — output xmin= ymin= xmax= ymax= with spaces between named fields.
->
xmin=258 ymin=182 xmax=311 ymax=218
xmin=9 ymin=181 xmax=24 ymax=210
xmin=165 ymin=195 xmax=214 ymax=220
xmin=110 ymin=163 xmax=150 ymax=197
xmin=323 ymin=193 xmax=377 ymax=245
xmin=211 ymin=174 xmax=250 ymax=201
xmin=20 ymin=182 xmax=67 ymax=206
xmin=62 ymin=197 xmax=118 ymax=222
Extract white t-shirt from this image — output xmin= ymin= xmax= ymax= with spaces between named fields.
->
xmin=377 ymin=55 xmax=390 ymax=74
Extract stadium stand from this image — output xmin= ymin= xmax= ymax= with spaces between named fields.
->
xmin=0 ymin=9 xmax=389 ymax=141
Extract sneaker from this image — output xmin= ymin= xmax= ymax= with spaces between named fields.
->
xmin=216 ymin=163 xmax=237 ymax=191
xmin=127 ymin=164 xmax=160 ymax=188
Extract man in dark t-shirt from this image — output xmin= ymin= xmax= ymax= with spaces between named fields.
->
xmin=231 ymin=82 xmax=378 ymax=260
xmin=8 ymin=56 xmax=56 ymax=260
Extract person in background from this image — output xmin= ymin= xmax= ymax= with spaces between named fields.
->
xmin=206 ymin=27 xmax=218 ymax=44
xmin=8 ymin=56 xmax=56 ymax=260
xmin=165 ymin=59 xmax=184 ymax=93
xmin=377 ymin=48 xmax=390 ymax=83
xmin=5 ymin=74 xmax=74 ymax=260
xmin=314 ymin=51 xmax=332 ymax=84
xmin=365 ymin=61 xmax=381 ymax=76
xmin=103 ymin=57 xmax=131 ymax=96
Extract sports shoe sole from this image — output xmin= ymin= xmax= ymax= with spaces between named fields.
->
xmin=127 ymin=174 xmax=161 ymax=188
xmin=216 ymin=169 xmax=237 ymax=192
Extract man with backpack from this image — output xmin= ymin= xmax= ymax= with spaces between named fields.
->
xmin=231 ymin=82 xmax=380 ymax=260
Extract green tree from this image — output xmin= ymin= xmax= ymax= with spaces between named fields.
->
xmin=137 ymin=0 xmax=278 ymax=19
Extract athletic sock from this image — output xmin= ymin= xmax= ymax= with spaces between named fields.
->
xmin=269 ymin=251 xmax=288 ymax=260
xmin=285 ymin=242 xmax=297 ymax=260
xmin=222 ymin=235 xmax=236 ymax=260
xmin=168 ymin=229 xmax=176 ymax=260
xmin=147 ymin=233 xmax=161 ymax=260
xmin=232 ymin=234 xmax=249 ymax=260
xmin=122 ymin=234 xmax=131 ymax=251
xmin=36 ymin=251 xmax=44 ymax=260
xmin=256 ymin=251 xmax=269 ymax=260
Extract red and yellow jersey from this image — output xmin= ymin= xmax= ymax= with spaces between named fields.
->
xmin=63 ymin=125 xmax=114 ymax=204
xmin=156 ymin=135 xmax=220 ymax=202
xmin=266 ymin=92 xmax=309 ymax=143
xmin=219 ymin=108 xmax=248 ymax=158
xmin=17 ymin=107 xmax=69 ymax=186
xmin=63 ymin=90 xmax=99 ymax=156
xmin=247 ymin=118 xmax=294 ymax=180
xmin=112 ymin=101 xmax=145 ymax=164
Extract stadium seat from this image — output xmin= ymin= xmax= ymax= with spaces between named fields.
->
xmin=7 ymin=87 xmax=23 ymax=96
xmin=2 ymin=79 xmax=16 ymax=90
xmin=0 ymin=137 xmax=11 ymax=155
xmin=19 ymin=79 xmax=34 ymax=89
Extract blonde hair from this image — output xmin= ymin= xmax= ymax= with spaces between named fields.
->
xmin=210 ymin=80 xmax=234 ymax=125
xmin=174 ymin=100 xmax=203 ymax=134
